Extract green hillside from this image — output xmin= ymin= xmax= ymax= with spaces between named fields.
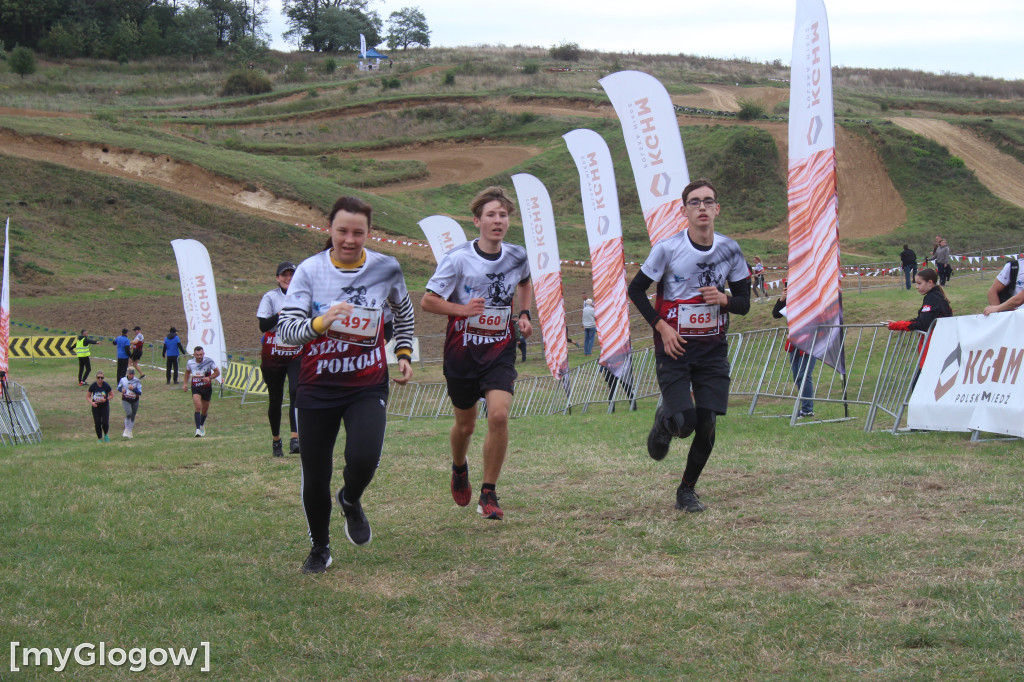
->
xmin=2 ymin=46 xmax=1024 ymax=307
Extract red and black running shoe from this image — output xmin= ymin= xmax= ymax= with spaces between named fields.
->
xmin=451 ymin=465 xmax=471 ymax=507
xmin=476 ymin=489 xmax=503 ymax=520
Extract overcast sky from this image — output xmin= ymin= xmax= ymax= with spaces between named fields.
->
xmin=264 ymin=0 xmax=1024 ymax=81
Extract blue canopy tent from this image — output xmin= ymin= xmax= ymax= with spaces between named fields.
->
xmin=359 ymin=47 xmax=390 ymax=71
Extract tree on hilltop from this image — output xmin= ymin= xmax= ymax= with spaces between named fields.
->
xmin=283 ymin=0 xmax=382 ymax=52
xmin=386 ymin=7 xmax=429 ymax=51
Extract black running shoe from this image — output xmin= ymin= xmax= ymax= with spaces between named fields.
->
xmin=301 ymin=545 xmax=332 ymax=574
xmin=272 ymin=439 xmax=284 ymax=457
xmin=647 ymin=406 xmax=672 ymax=461
xmin=289 ymin=437 xmax=300 ymax=454
xmin=675 ymin=484 xmax=707 ymax=513
xmin=337 ymin=489 xmax=372 ymax=546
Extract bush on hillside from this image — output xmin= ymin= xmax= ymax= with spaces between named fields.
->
xmin=221 ymin=70 xmax=272 ymax=96
xmin=283 ymin=63 xmax=307 ymax=83
xmin=320 ymin=57 xmax=337 ymax=74
xmin=549 ymin=41 xmax=580 ymax=62
xmin=442 ymin=71 xmax=455 ymax=86
xmin=522 ymin=60 xmax=540 ymax=75
xmin=736 ymin=99 xmax=765 ymax=121
xmin=8 ymin=46 xmax=36 ymax=78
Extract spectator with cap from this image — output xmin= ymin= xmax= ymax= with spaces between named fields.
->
xmin=257 ymin=261 xmax=303 ymax=457
xmin=162 ymin=327 xmax=187 ymax=385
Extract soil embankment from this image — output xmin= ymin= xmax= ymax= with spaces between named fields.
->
xmin=892 ymin=117 xmax=1024 ymax=209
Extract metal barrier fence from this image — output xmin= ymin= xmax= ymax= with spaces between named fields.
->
xmin=864 ymin=330 xmax=927 ymax=433
xmin=0 ymin=380 xmax=43 ymax=445
xmin=784 ymin=324 xmax=892 ymax=426
xmin=3 ymin=324 xmax=1005 ymax=443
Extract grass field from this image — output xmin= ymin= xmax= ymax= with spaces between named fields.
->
xmin=2 ymin=343 xmax=1022 ymax=678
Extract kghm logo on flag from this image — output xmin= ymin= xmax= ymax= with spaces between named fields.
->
xmin=934 ymin=343 xmax=961 ymax=401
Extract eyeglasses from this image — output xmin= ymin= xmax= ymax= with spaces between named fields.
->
xmin=686 ymin=198 xmax=718 ymax=208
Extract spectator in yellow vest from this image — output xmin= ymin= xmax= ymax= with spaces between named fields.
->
xmin=76 ymin=329 xmax=99 ymax=386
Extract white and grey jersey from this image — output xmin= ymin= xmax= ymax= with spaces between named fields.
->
xmin=426 ymin=240 xmax=530 ymax=307
xmin=640 ymin=230 xmax=750 ymax=301
xmin=257 ymin=288 xmax=287 ymax=326
xmin=277 ymin=248 xmax=414 ymax=406
xmin=426 ymin=240 xmax=531 ymax=377
xmin=185 ymin=356 xmax=218 ymax=388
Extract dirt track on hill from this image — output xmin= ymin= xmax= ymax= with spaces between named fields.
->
xmin=363 ymin=143 xmax=545 ymax=194
xmin=0 ymin=86 xmax=953 ymax=248
xmin=891 ymin=118 xmax=1024 ymax=209
xmin=671 ymin=85 xmax=789 ymax=113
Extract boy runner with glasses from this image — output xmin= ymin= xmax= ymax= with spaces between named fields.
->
xmin=627 ymin=179 xmax=751 ymax=513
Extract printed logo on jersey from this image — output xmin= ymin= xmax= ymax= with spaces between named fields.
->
xmin=314 ymin=287 xmax=383 ymax=313
xmin=484 ymin=272 xmax=513 ymax=305
xmin=341 ymin=285 xmax=369 ymax=306
xmin=696 ymin=261 xmax=720 ymax=288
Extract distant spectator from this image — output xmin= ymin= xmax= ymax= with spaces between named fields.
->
xmin=899 ymin=244 xmax=917 ymax=290
xmin=113 ymin=328 xmax=131 ymax=382
xmin=751 ymin=256 xmax=767 ymax=300
xmin=582 ymin=298 xmax=597 ymax=355
xmin=933 ymin=239 xmax=951 ymax=285
xmin=162 ymin=327 xmax=187 ymax=385
xmin=772 ymin=280 xmax=815 ymax=417
xmin=75 ymin=329 xmax=99 ymax=386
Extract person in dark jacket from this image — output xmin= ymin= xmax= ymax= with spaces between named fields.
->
xmin=887 ymin=268 xmax=953 ymax=392
xmin=887 ymin=268 xmax=953 ymax=335
xmin=162 ymin=327 xmax=187 ymax=385
xmin=113 ymin=328 xmax=131 ymax=382
xmin=899 ymin=245 xmax=917 ymax=290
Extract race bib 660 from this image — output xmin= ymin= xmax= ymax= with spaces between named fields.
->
xmin=466 ymin=306 xmax=511 ymax=337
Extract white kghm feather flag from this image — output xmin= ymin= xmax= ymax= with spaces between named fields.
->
xmin=171 ymin=239 xmax=227 ymax=380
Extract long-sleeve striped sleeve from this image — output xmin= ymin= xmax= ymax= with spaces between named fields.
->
xmin=389 ymin=293 xmax=415 ymax=359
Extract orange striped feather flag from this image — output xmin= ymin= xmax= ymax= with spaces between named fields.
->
xmin=511 ymin=174 xmax=568 ymax=380
xmin=788 ymin=0 xmax=844 ymax=371
xmin=563 ymin=129 xmax=633 ymax=380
